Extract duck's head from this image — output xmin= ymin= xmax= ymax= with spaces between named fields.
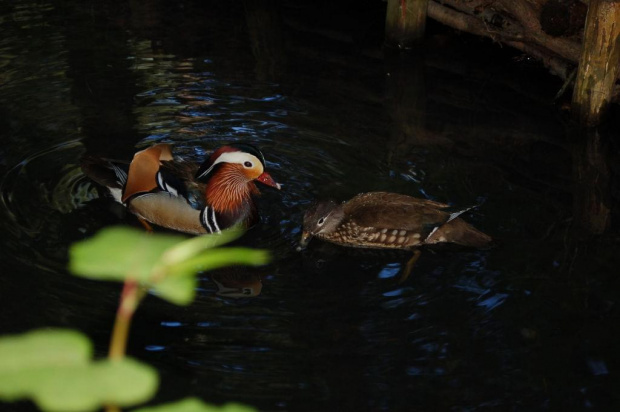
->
xmin=195 ymin=143 xmax=281 ymax=190
xmin=298 ymin=200 xmax=344 ymax=250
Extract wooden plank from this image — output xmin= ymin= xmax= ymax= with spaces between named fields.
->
xmin=385 ymin=0 xmax=429 ymax=49
xmin=572 ymin=0 xmax=620 ymax=126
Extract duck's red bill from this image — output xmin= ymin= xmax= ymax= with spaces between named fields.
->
xmin=257 ymin=172 xmax=281 ymax=190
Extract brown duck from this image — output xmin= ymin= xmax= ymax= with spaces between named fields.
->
xmin=300 ymin=192 xmax=492 ymax=249
xmin=299 ymin=192 xmax=492 ymax=279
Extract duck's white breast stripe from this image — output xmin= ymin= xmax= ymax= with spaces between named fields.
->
xmin=209 ymin=207 xmax=221 ymax=233
xmin=202 ymin=207 xmax=214 ymax=233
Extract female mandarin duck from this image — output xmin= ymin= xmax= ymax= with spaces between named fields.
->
xmin=299 ymin=192 xmax=492 ymax=280
xmin=81 ymin=143 xmax=280 ymax=234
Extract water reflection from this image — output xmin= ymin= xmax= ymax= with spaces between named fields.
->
xmin=243 ymin=0 xmax=286 ymax=81
xmin=384 ymin=53 xmax=427 ymax=166
xmin=0 ymin=141 xmax=93 ymax=260
xmin=210 ymin=269 xmax=263 ymax=298
xmin=571 ymin=128 xmax=612 ymax=236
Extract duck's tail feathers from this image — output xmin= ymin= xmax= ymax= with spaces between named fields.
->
xmin=426 ymin=219 xmax=493 ymax=249
xmin=447 ymin=204 xmax=480 ymax=223
xmin=81 ymin=155 xmax=129 ymax=191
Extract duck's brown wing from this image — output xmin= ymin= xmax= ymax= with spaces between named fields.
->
xmin=345 ymin=192 xmax=450 ymax=233
xmin=122 ymin=144 xmax=175 ymax=202
xmin=349 ymin=192 xmax=450 ymax=209
xmin=345 ymin=192 xmax=492 ymax=249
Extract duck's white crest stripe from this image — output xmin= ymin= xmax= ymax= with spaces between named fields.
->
xmin=197 ymin=152 xmax=261 ymax=179
xmin=202 ymin=207 xmax=214 ymax=233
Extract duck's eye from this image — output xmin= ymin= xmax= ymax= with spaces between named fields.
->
xmin=317 ymin=217 xmax=326 ymax=226
xmin=244 ymin=161 xmax=253 ymax=168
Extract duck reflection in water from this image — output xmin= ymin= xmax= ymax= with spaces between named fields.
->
xmin=210 ymin=268 xmax=263 ymax=298
xmin=299 ymin=191 xmax=493 ymax=282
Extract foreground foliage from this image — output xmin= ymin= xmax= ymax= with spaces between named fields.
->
xmin=0 ymin=227 xmax=267 ymax=412
xmin=0 ymin=329 xmax=156 ymax=412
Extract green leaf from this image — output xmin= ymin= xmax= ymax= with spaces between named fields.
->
xmin=0 ymin=329 xmax=159 ymax=412
xmin=35 ymin=359 xmax=156 ymax=412
xmin=69 ymin=226 xmax=186 ymax=282
xmin=1 ymin=359 xmax=158 ymax=412
xmin=69 ymin=227 xmax=270 ymax=306
xmin=132 ymin=397 xmax=257 ymax=412
xmin=151 ymin=276 xmax=197 ymax=306
xmin=167 ymin=248 xmax=270 ymax=278
xmin=0 ymin=329 xmax=91 ymax=372
xmin=160 ymin=229 xmax=244 ymax=266
xmin=150 ymin=248 xmax=269 ymax=305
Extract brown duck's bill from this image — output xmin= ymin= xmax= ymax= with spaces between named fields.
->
xmin=256 ymin=172 xmax=281 ymax=190
xmin=296 ymin=231 xmax=313 ymax=251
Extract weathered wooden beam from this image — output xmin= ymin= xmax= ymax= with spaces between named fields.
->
xmin=572 ymin=0 xmax=620 ymax=126
xmin=572 ymin=130 xmax=611 ymax=235
xmin=385 ymin=0 xmax=429 ymax=49
xmin=427 ymin=1 xmax=574 ymax=79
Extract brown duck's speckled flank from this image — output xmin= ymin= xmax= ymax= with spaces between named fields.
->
xmin=301 ymin=192 xmax=492 ymax=250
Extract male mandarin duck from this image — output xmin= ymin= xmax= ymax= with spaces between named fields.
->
xmin=299 ymin=192 xmax=492 ymax=280
xmin=81 ymin=143 xmax=280 ymax=234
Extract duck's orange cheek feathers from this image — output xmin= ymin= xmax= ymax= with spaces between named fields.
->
xmin=241 ymin=165 xmax=262 ymax=180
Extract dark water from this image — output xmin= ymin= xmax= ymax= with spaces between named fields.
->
xmin=1 ymin=1 xmax=620 ymax=411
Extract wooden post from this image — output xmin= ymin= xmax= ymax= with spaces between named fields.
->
xmin=572 ymin=130 xmax=611 ymax=235
xmin=572 ymin=0 xmax=620 ymax=127
xmin=385 ymin=0 xmax=429 ymax=49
